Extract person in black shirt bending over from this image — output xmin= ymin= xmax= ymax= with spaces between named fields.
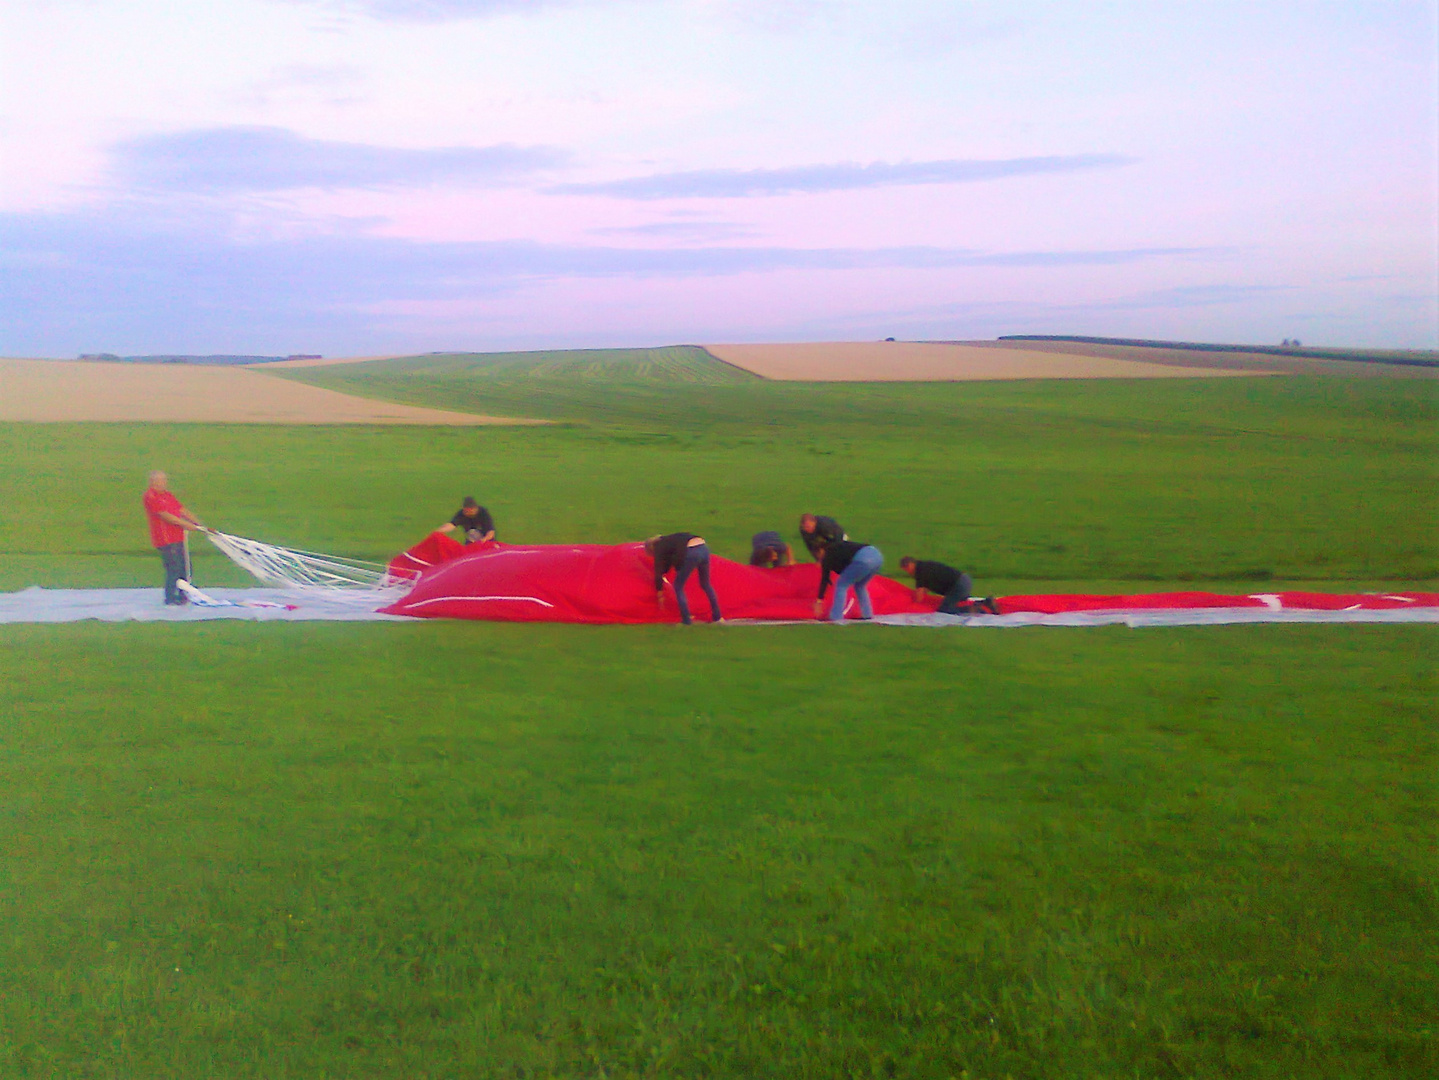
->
xmin=645 ymin=533 xmax=724 ymax=625
xmin=439 ymin=497 xmax=495 ymax=545
xmin=899 ymin=556 xmax=1000 ymax=615
xmin=798 ymin=513 xmax=846 ymax=561
xmin=814 ymin=539 xmax=884 ymax=621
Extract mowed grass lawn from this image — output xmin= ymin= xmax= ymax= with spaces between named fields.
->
xmin=1 ymin=355 xmax=1435 ymax=1077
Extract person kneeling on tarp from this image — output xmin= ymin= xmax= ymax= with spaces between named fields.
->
xmin=749 ymin=530 xmax=793 ymax=568
xmin=645 ymin=533 xmax=724 ymax=625
xmin=814 ymin=539 xmax=883 ymax=622
xmin=439 ymin=496 xmax=495 ymax=545
xmin=899 ymin=556 xmax=1000 ymax=615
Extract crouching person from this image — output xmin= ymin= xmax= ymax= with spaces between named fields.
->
xmin=749 ymin=530 xmax=793 ymax=568
xmin=439 ymin=496 xmax=495 ymax=545
xmin=899 ymin=556 xmax=1000 ymax=615
xmin=645 ymin=533 xmax=724 ymax=625
xmin=814 ymin=540 xmax=883 ymax=622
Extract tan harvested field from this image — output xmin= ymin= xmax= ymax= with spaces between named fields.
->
xmin=977 ymin=339 xmax=1439 ymax=378
xmin=703 ymin=342 xmax=1273 ymax=381
xmin=0 ymin=358 xmax=538 ymax=424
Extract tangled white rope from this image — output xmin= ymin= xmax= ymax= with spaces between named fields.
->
xmin=206 ymin=531 xmax=413 ymax=596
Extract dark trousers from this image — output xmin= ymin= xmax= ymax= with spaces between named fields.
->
xmin=936 ymin=572 xmax=974 ymax=615
xmin=673 ymin=544 xmax=722 ymax=624
xmin=158 ymin=541 xmax=190 ymax=604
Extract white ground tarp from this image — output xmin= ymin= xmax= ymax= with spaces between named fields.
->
xmin=2 ymin=587 xmax=1437 ymax=627
xmin=0 ymin=587 xmax=411 ymax=623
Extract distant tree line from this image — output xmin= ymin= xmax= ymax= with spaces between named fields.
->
xmin=77 ymin=354 xmax=322 ymax=365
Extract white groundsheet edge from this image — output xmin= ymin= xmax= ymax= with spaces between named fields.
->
xmin=0 ymin=587 xmax=411 ymax=623
xmin=2 ymin=587 xmax=1437 ymax=627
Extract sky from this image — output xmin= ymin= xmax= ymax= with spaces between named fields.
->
xmin=1 ymin=0 xmax=1435 ymax=355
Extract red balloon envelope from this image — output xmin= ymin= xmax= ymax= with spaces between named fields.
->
xmin=386 ymin=531 xmax=469 ymax=582
xmin=381 ymin=534 xmax=1438 ymax=624
xmin=381 ymin=539 xmax=936 ymax=623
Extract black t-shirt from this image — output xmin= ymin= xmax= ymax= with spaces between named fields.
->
xmin=800 ymin=515 xmax=846 ymax=559
xmin=817 ymin=540 xmax=868 ymax=598
xmin=451 ymin=505 xmax=494 ymax=539
xmin=912 ymin=560 xmax=962 ymax=595
xmin=650 ymin=532 xmax=697 ymax=589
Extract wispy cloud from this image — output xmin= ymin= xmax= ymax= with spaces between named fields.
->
xmin=1106 ymin=284 xmax=1288 ymax=309
xmin=588 ymin=220 xmax=759 ymax=242
xmin=0 ymin=200 xmax=1206 ymax=351
xmin=788 ymin=281 xmax=1322 ymax=345
xmin=295 ymin=0 xmax=575 ymax=21
xmin=308 ymin=0 xmax=831 ymax=30
xmin=840 ymin=282 xmax=1279 ymax=328
xmin=547 ymin=154 xmax=1137 ymax=199
xmin=0 ymin=203 xmax=1204 ymax=285
xmin=233 ymin=64 xmax=370 ymax=109
xmin=708 ymin=0 xmax=845 ymax=35
xmin=113 ymin=127 xmax=569 ymax=194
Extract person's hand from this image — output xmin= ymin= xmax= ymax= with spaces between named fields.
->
xmin=813 ymin=599 xmax=826 ymax=618
xmin=913 ymin=588 xmax=924 ymax=603
xmin=656 ymin=590 xmax=666 ymax=609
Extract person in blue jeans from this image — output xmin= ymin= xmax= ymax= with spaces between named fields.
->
xmin=814 ymin=540 xmax=883 ymax=621
xmin=898 ymin=556 xmax=1001 ymax=615
xmin=645 ymin=532 xmax=724 ymax=625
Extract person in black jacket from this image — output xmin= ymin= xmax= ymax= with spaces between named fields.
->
xmin=899 ymin=557 xmax=1001 ymax=615
xmin=798 ymin=513 xmax=846 ymax=561
xmin=644 ymin=533 xmax=724 ymax=625
xmin=814 ymin=539 xmax=883 ymax=621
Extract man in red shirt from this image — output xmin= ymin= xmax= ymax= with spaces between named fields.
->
xmin=142 ymin=471 xmax=207 ymax=605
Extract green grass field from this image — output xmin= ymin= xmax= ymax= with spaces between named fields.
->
xmin=1 ymin=351 xmax=1435 ymax=1077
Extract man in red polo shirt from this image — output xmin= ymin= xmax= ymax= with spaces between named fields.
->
xmin=143 ymin=471 xmax=207 ymax=605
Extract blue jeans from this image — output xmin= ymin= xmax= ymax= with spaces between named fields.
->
xmin=673 ymin=544 xmax=722 ymax=624
xmin=158 ymin=541 xmax=190 ymax=604
xmin=828 ymin=545 xmax=882 ymax=621
xmin=936 ymin=572 xmax=974 ymax=614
